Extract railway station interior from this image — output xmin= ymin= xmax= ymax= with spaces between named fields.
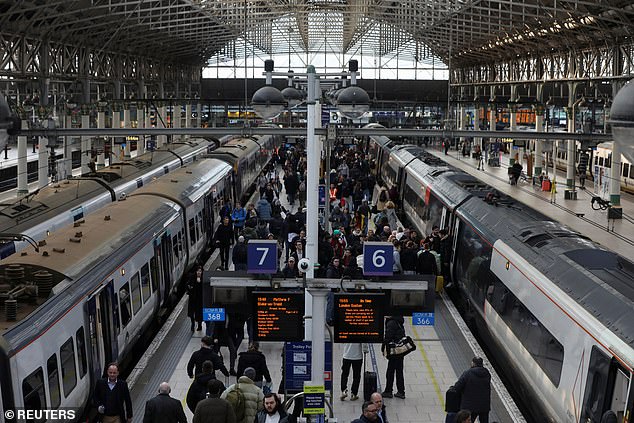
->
xmin=1 ymin=1 xmax=634 ymax=423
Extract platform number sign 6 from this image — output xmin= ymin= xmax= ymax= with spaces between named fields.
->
xmin=247 ymin=240 xmax=278 ymax=274
xmin=363 ymin=242 xmax=394 ymax=276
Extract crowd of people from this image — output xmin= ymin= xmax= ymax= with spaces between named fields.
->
xmin=199 ymin=142 xmax=454 ymax=285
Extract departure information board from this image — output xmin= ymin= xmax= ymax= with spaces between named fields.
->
xmin=334 ymin=293 xmax=385 ymax=343
xmin=253 ymin=291 xmax=304 ymax=342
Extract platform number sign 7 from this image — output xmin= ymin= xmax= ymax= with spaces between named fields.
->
xmin=247 ymin=240 xmax=278 ymax=274
xmin=363 ymin=242 xmax=393 ymax=276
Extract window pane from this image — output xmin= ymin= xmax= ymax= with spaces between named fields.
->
xmin=22 ymin=367 xmax=46 ymax=420
xmin=189 ymin=218 xmax=196 ymax=244
xmin=119 ymin=283 xmax=132 ymax=327
xmin=141 ymin=264 xmax=151 ymax=302
xmin=623 ymin=163 xmax=630 ymax=178
xmin=131 ymin=273 xmax=142 ymax=313
xmin=76 ymin=328 xmax=87 ymax=378
xmin=47 ymin=354 xmax=60 ymax=409
xmin=150 ymin=257 xmax=159 ymax=292
xmin=60 ymin=338 xmax=77 ymax=396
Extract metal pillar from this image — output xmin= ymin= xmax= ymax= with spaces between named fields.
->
xmin=96 ymin=109 xmax=106 ymax=167
xmin=123 ymin=106 xmax=131 ymax=157
xmin=196 ymin=102 xmax=202 ymax=128
xmin=17 ymin=120 xmax=29 ymax=196
xmin=37 ymin=136 xmax=48 ymax=188
xmin=185 ymin=103 xmax=192 ymax=129
xmin=81 ymin=110 xmax=91 ymax=174
xmin=534 ymin=105 xmax=544 ymax=177
xmin=158 ymin=105 xmax=167 ymax=148
xmin=305 ymin=67 xmax=319 ymax=338
xmin=610 ymin=140 xmax=621 ymax=206
xmin=309 ymin=288 xmax=328 ymax=387
xmin=137 ymin=104 xmax=145 ymax=156
xmin=63 ymin=113 xmax=72 ymax=179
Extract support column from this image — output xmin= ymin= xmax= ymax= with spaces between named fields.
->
xmin=145 ymin=106 xmax=153 ymax=151
xmin=305 ymin=67 xmax=319 ymax=339
xmin=110 ymin=102 xmax=121 ymax=164
xmin=610 ymin=140 xmax=621 ymax=206
xmin=185 ymin=103 xmax=192 ymax=129
xmin=80 ymin=105 xmax=91 ymax=174
xmin=38 ymin=135 xmax=49 ymax=188
xmin=534 ymin=104 xmax=544 ymax=177
xmin=123 ymin=103 xmax=131 ymax=157
xmin=566 ymin=107 xmax=576 ymax=188
xmin=158 ymin=103 xmax=167 ymax=148
xmin=17 ymin=119 xmax=29 ymax=196
xmin=309 ymin=288 xmax=328 ymax=386
xmin=136 ymin=102 xmax=145 ymax=156
xmin=509 ymin=104 xmax=518 ymax=165
xmin=63 ymin=112 xmax=73 ymax=179
xmin=196 ymin=102 xmax=202 ymax=128
xmin=97 ymin=104 xmax=106 ymax=167
xmin=173 ymin=102 xmax=181 ymax=141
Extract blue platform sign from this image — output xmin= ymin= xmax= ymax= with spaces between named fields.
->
xmin=363 ymin=242 xmax=394 ymax=276
xmin=284 ymin=341 xmax=333 ymax=391
xmin=318 ymin=184 xmax=326 ymax=207
xmin=247 ymin=240 xmax=278 ymax=274
xmin=203 ymin=307 xmax=226 ymax=322
xmin=412 ymin=312 xmax=435 ymax=326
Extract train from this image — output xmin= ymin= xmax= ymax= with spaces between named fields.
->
xmin=368 ymin=128 xmax=634 ymax=423
xmin=0 ymin=133 xmax=280 ymax=422
xmin=0 ymin=138 xmax=221 ymax=259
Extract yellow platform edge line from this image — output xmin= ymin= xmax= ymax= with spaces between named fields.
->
xmin=410 ymin=320 xmax=445 ymax=410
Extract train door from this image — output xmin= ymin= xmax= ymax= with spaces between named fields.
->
xmin=86 ymin=281 xmax=118 ymax=379
xmin=580 ymin=346 xmax=632 ymax=422
xmin=204 ymin=193 xmax=215 ymax=245
xmin=153 ymin=234 xmax=173 ymax=307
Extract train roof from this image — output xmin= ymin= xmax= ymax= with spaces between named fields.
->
xmin=0 ymin=195 xmax=179 ymax=337
xmin=129 ymin=158 xmax=231 ymax=205
xmin=457 ymin=191 xmax=634 ymax=348
xmin=0 ymin=179 xmax=109 ymax=234
xmin=0 ymin=138 xmax=212 ymax=236
xmin=210 ymin=137 xmax=261 ymax=166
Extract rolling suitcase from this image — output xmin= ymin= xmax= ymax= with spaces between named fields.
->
xmin=363 ymin=352 xmax=378 ymax=401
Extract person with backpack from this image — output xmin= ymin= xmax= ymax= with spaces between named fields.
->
xmin=375 ymin=186 xmax=389 ymax=212
xmin=221 ymin=367 xmax=264 ymax=423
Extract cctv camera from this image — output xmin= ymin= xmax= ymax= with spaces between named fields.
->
xmin=298 ymin=258 xmax=311 ymax=273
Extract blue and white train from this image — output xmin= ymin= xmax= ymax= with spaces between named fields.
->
xmin=369 ymin=129 xmax=634 ymax=423
xmin=0 ymin=134 xmax=280 ymax=422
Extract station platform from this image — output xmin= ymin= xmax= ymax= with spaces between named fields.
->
xmin=427 ymin=146 xmax=634 ymax=262
xmin=128 ymin=291 xmax=523 ymax=423
xmin=128 ymin=166 xmax=524 ymax=423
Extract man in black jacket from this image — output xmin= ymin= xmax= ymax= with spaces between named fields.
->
xmin=93 ymin=363 xmax=133 ymax=423
xmin=382 ymin=316 xmax=406 ymax=399
xmin=351 ymin=401 xmax=380 ymax=423
xmin=187 ymin=336 xmax=230 ymax=379
xmin=255 ymin=393 xmax=289 ymax=423
xmin=143 ymin=382 xmax=187 ymax=423
xmin=453 ymin=356 xmax=491 ymax=423
xmin=237 ymin=342 xmax=272 ymax=388
xmin=214 ymin=217 xmax=234 ymax=270
xmin=416 ymin=243 xmax=438 ymax=275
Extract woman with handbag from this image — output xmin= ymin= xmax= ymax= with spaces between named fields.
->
xmin=382 ymin=315 xmax=406 ymax=399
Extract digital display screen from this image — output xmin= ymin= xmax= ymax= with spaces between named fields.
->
xmin=253 ymin=291 xmax=304 ymax=342
xmin=334 ymin=293 xmax=385 ymax=343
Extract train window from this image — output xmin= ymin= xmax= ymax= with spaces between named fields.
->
xmin=47 ymin=353 xmax=61 ymax=409
xmin=606 ymin=154 xmax=612 ymax=168
xmin=599 ymin=157 xmax=604 ymax=167
xmin=131 ymin=273 xmax=142 ymax=312
xmin=581 ymin=346 xmax=610 ymax=422
xmin=189 ymin=218 xmax=196 ymax=245
xmin=76 ymin=328 xmax=87 ymax=378
xmin=119 ymin=283 xmax=132 ymax=326
xmin=195 ymin=214 xmax=201 ymax=239
xmin=22 ymin=367 xmax=46 ymax=418
xmin=595 ymin=156 xmax=598 ymax=165
xmin=454 ymin=222 xmax=492 ymax=306
xmin=489 ymin=278 xmax=564 ymax=387
xmin=623 ymin=163 xmax=630 ymax=178
xmin=60 ymin=337 xmax=77 ymax=396
xmin=140 ymin=264 xmax=151 ymax=302
xmin=172 ymin=234 xmax=180 ymax=263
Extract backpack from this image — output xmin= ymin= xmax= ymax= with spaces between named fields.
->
xmin=225 ymin=383 xmax=246 ymax=421
xmin=379 ymin=189 xmax=387 ymax=202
